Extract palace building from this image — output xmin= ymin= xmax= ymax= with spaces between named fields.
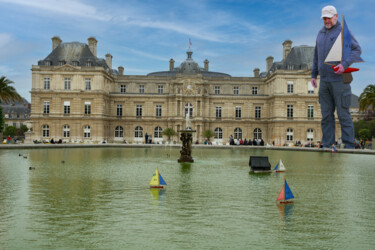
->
xmin=30 ymin=36 xmax=324 ymax=145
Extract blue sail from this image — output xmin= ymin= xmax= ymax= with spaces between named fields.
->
xmin=342 ymin=17 xmax=363 ymax=63
xmin=284 ymin=179 xmax=294 ymax=200
xmin=273 ymin=163 xmax=279 ymax=171
xmin=159 ymin=173 xmax=167 ymax=185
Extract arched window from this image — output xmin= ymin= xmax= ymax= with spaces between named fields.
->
xmin=42 ymin=125 xmax=49 ymax=137
xmin=254 ymin=128 xmax=262 ymax=140
xmin=286 ymin=128 xmax=293 ymax=141
xmin=135 ymin=126 xmax=143 ymax=138
xmin=307 ymin=128 xmax=314 ymax=141
xmin=115 ymin=126 xmax=124 ymax=138
xmin=84 ymin=125 xmax=91 ymax=138
xmin=214 ymin=127 xmax=223 ymax=139
xmin=185 ymin=103 xmax=193 ymax=117
xmin=154 ymin=126 xmax=163 ymax=138
xmin=234 ymin=128 xmax=242 ymax=139
xmin=63 ymin=125 xmax=70 ymax=138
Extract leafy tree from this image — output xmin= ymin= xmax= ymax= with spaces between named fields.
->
xmin=0 ymin=106 xmax=4 ymax=133
xmin=20 ymin=125 xmax=28 ymax=135
xmin=354 ymin=120 xmax=375 ymax=139
xmin=359 ymin=129 xmax=371 ymax=141
xmin=0 ymin=76 xmax=23 ymax=104
xmin=359 ymin=84 xmax=375 ymax=111
xmin=162 ymin=128 xmax=177 ymax=142
xmin=3 ymin=126 xmax=17 ymax=137
xmin=203 ymin=129 xmax=214 ymax=141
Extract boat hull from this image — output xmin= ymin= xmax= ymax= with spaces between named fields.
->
xmin=150 ymin=186 xmax=165 ymax=189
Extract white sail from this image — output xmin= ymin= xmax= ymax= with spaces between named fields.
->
xmin=325 ymin=32 xmax=342 ymax=63
xmin=279 ymin=160 xmax=286 ymax=171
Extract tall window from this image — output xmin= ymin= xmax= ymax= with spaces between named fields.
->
xmin=287 ymin=81 xmax=294 ymax=93
xmin=307 ymin=128 xmax=314 ymax=141
xmin=42 ymin=125 xmax=49 ymax=137
xmin=44 ymin=77 xmax=50 ymax=90
xmin=252 ymin=87 xmax=258 ymax=95
xmin=254 ymin=128 xmax=262 ymax=140
xmin=63 ymin=125 xmax=70 ymax=138
xmin=135 ymin=126 xmax=143 ymax=138
xmin=255 ymin=106 xmax=261 ymax=120
xmin=235 ymin=106 xmax=242 ymax=119
xmin=64 ymin=101 xmax=70 ymax=114
xmin=43 ymin=101 xmax=50 ymax=114
xmin=115 ymin=126 xmax=123 ymax=138
xmin=233 ymin=86 xmax=239 ymax=95
xmin=84 ymin=125 xmax=91 ymax=138
xmin=154 ymin=126 xmax=163 ymax=138
xmin=136 ymin=105 xmax=142 ymax=117
xmin=156 ymin=105 xmax=162 ymax=117
xmin=139 ymin=85 xmax=144 ymax=93
xmin=85 ymin=78 xmax=91 ymax=90
xmin=308 ymin=81 xmax=315 ymax=94
xmin=121 ymin=85 xmax=126 ymax=93
xmin=216 ymin=106 xmax=222 ymax=118
xmin=64 ymin=77 xmax=71 ymax=90
xmin=185 ymin=103 xmax=193 ymax=117
xmin=234 ymin=127 xmax=242 ymax=139
xmin=308 ymin=105 xmax=314 ymax=119
xmin=117 ymin=104 xmax=122 ymax=116
xmin=287 ymin=104 xmax=293 ymax=119
xmin=84 ymin=102 xmax=91 ymax=115
xmin=286 ymin=128 xmax=294 ymax=141
xmin=214 ymin=86 xmax=221 ymax=95
xmin=214 ymin=127 xmax=223 ymax=139
xmin=158 ymin=85 xmax=164 ymax=94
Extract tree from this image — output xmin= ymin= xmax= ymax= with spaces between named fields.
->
xmin=0 ymin=106 xmax=4 ymax=133
xmin=162 ymin=128 xmax=177 ymax=142
xmin=0 ymin=76 xmax=23 ymax=104
xmin=359 ymin=129 xmax=371 ymax=141
xmin=4 ymin=126 xmax=17 ymax=137
xmin=358 ymin=84 xmax=375 ymax=112
xmin=203 ymin=129 xmax=214 ymax=142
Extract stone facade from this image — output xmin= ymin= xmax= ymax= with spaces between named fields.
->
xmin=30 ymin=36 xmax=339 ymax=145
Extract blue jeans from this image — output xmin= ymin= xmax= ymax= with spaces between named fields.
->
xmin=319 ymin=80 xmax=354 ymax=149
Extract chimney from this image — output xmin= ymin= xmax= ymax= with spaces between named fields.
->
xmin=266 ymin=56 xmax=274 ymax=72
xmin=51 ymin=36 xmax=62 ymax=51
xmin=282 ymin=40 xmax=293 ymax=60
xmin=88 ymin=37 xmax=98 ymax=57
xmin=253 ymin=68 xmax=260 ymax=77
xmin=169 ymin=58 xmax=175 ymax=71
xmin=105 ymin=53 xmax=112 ymax=69
xmin=118 ymin=66 xmax=124 ymax=75
xmin=204 ymin=59 xmax=209 ymax=71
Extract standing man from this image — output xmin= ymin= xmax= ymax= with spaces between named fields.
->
xmin=311 ymin=5 xmax=362 ymax=149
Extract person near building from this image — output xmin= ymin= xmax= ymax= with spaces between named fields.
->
xmin=311 ymin=5 xmax=362 ymax=149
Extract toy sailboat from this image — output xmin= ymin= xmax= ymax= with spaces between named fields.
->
xmin=277 ymin=179 xmax=294 ymax=204
xmin=273 ymin=159 xmax=286 ymax=172
xmin=331 ymin=145 xmax=338 ymax=153
xmin=149 ymin=168 xmax=167 ymax=189
xmin=324 ymin=15 xmax=364 ymax=73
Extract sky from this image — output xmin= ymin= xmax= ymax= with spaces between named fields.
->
xmin=0 ymin=0 xmax=374 ymax=102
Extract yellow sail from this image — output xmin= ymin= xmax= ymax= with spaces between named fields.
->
xmin=149 ymin=168 xmax=160 ymax=186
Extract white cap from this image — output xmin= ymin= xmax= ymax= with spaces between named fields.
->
xmin=321 ymin=5 xmax=337 ymax=18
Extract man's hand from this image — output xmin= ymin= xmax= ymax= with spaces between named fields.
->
xmin=333 ymin=64 xmax=345 ymax=74
xmin=311 ymin=78 xmax=317 ymax=88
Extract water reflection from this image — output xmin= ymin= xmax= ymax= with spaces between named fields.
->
xmin=277 ymin=203 xmax=294 ymax=227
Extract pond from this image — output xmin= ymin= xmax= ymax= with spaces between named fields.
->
xmin=1 ymin=146 xmax=374 ymax=249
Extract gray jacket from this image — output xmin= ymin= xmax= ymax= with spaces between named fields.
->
xmin=311 ymin=21 xmax=362 ymax=82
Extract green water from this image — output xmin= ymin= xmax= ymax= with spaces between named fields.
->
xmin=1 ymin=147 xmax=374 ymax=249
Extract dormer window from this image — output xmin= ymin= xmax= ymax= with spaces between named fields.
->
xmin=72 ymin=61 xmax=79 ymax=66
xmin=86 ymin=61 xmax=92 ymax=67
xmin=45 ymin=60 xmax=51 ymax=66
xmin=59 ymin=60 xmax=66 ymax=66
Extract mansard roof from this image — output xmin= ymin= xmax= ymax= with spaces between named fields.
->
xmin=38 ymin=42 xmax=110 ymax=69
xmin=148 ymin=49 xmax=231 ymax=77
xmin=269 ymin=45 xmax=314 ymax=72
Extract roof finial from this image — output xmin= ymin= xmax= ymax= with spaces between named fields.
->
xmin=189 ymin=38 xmax=192 ymax=50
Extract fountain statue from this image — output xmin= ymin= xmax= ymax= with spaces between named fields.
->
xmin=177 ymin=109 xmax=196 ymax=162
